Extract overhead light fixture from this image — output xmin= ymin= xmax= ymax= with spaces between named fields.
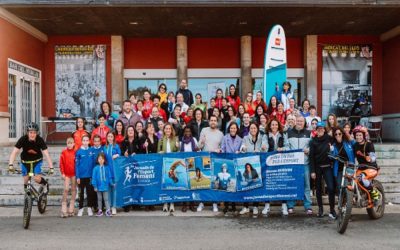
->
xmin=239 ymin=21 xmax=247 ymax=25
xmin=290 ymin=20 xmax=304 ymax=26
xmin=75 ymin=22 xmax=84 ymax=25
xmin=129 ymin=21 xmax=139 ymax=25
xmin=182 ymin=21 xmax=193 ymax=26
xmin=346 ymin=21 xmax=355 ymax=25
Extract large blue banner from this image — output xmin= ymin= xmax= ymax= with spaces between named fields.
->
xmin=114 ymin=150 xmax=305 ymax=207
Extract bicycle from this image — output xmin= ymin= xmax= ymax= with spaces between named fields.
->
xmin=328 ymin=154 xmax=385 ymax=234
xmin=10 ymin=160 xmax=51 ymax=229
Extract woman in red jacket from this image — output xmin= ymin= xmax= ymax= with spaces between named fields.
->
xmin=226 ymin=84 xmax=241 ymax=111
xmin=114 ymin=119 xmax=125 ymax=148
xmin=59 ymin=137 xmax=77 ymax=217
xmin=72 ymin=117 xmax=90 ymax=150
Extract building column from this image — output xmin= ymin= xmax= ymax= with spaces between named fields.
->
xmin=111 ymin=36 xmax=124 ymax=112
xmin=177 ymin=35 xmax=188 ymax=87
xmin=241 ymin=35 xmax=252 ymax=101
xmin=304 ymin=35 xmax=318 ymax=108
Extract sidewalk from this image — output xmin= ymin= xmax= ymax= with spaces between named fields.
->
xmin=1 ymin=204 xmax=399 ymax=217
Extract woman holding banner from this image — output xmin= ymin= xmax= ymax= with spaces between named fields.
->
xmin=158 ymin=123 xmax=179 ymax=213
xmin=239 ymin=123 xmax=267 ymax=216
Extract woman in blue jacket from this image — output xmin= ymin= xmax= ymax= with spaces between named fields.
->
xmin=104 ymin=132 xmax=121 ymax=215
xmin=92 ymin=152 xmax=114 ymax=217
xmin=331 ymin=127 xmax=355 ymax=194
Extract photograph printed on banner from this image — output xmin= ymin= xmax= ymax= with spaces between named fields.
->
xmin=211 ymin=158 xmax=236 ymax=192
xmin=188 ymin=157 xmax=212 ymax=190
xmin=235 ymin=155 xmax=263 ymax=192
xmin=162 ymin=158 xmax=189 ymax=190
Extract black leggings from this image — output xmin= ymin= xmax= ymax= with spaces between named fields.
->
xmin=78 ymin=178 xmax=96 ymax=209
xmin=315 ymin=166 xmax=335 ymax=211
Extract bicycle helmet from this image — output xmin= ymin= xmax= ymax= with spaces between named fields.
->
xmin=26 ymin=122 xmax=39 ymax=132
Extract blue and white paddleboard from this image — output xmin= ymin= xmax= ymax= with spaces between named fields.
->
xmin=263 ymin=25 xmax=287 ymax=103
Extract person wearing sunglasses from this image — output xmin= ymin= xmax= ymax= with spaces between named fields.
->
xmin=330 ymin=127 xmax=355 ymax=195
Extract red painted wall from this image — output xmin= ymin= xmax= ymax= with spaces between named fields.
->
xmin=44 ymin=36 xmax=112 ymax=117
xmin=188 ymin=38 xmax=240 ymax=68
xmin=0 ymin=17 xmax=45 ymax=113
xmin=124 ymin=38 xmax=176 ymax=69
xmin=317 ymin=35 xmax=383 ymax=116
xmin=252 ymin=37 xmax=304 ymax=68
xmin=382 ymin=35 xmax=400 ymax=114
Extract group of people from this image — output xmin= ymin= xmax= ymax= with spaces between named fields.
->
xmin=8 ymin=79 xmax=379 ymax=219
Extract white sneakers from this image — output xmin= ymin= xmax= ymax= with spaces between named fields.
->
xmin=169 ymin=203 xmax=175 ymax=212
xmin=262 ymin=203 xmax=270 ymax=216
xmin=212 ymin=203 xmax=218 ymax=213
xmin=77 ymin=208 xmax=84 ymax=217
xmin=282 ymin=203 xmax=288 ymax=216
xmin=239 ymin=207 xmax=249 ymax=215
xmin=111 ymin=207 xmax=117 ymax=215
xmin=163 ymin=203 xmax=168 ymax=212
xmin=197 ymin=203 xmax=204 ymax=212
xmin=87 ymin=207 xmax=93 ymax=217
xmin=253 ymin=207 xmax=259 ymax=216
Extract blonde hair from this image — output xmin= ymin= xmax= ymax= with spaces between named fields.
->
xmin=66 ymin=137 xmax=74 ymax=144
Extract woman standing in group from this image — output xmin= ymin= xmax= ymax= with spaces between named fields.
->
xmin=188 ymin=108 xmax=209 ymax=141
xmin=253 ymin=91 xmax=268 ymax=112
xmin=263 ymin=118 xmax=286 ymax=216
xmin=325 ymin=113 xmax=338 ymax=137
xmin=214 ymin=88 xmax=224 ymax=109
xmin=281 ymin=81 xmax=293 ymax=111
xmin=114 ymin=120 xmax=125 ymax=148
xmin=258 ymin=114 xmax=269 ymax=136
xmin=191 ymin=93 xmax=207 ymax=115
xmin=343 ymin=122 xmax=354 ymax=141
xmin=168 ymin=104 xmax=185 ymax=139
xmin=221 ymin=122 xmax=242 ymax=214
xmin=224 ymin=106 xmax=241 ymax=134
xmin=274 ymin=102 xmax=286 ymax=126
xmin=99 ymin=101 xmax=119 ymax=129
xmin=237 ymin=104 xmax=246 ymax=124
xmin=158 ymin=123 xmax=180 ymax=212
xmin=309 ymin=122 xmax=336 ymax=219
xmin=157 ymin=83 xmax=168 ymax=105
xmin=253 ymin=104 xmax=266 ymax=124
xmin=244 ymin=92 xmax=256 ymax=117
xmin=300 ymin=99 xmax=311 ymax=118
xmin=284 ymin=114 xmax=296 ymax=132
xmin=120 ymin=125 xmax=140 ymax=212
xmin=135 ymin=121 xmax=146 ymax=143
xmin=212 ymin=107 xmax=224 ymax=132
xmin=226 ymin=84 xmax=241 ymax=111
xmin=266 ymin=96 xmax=278 ymax=117
xmin=240 ymin=123 xmax=267 ymax=216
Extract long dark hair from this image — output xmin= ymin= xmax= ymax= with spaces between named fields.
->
xmin=333 ymin=127 xmax=350 ymax=143
xmin=266 ymin=95 xmax=278 ymax=115
xmin=100 ymin=101 xmax=112 ymax=115
xmin=229 ymin=84 xmax=238 ymax=98
xmin=75 ymin=117 xmax=87 ymax=130
xmin=114 ymin=119 xmax=125 ymax=136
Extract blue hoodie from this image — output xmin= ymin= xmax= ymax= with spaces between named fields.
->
xmin=332 ymin=141 xmax=355 ymax=177
xmin=90 ymin=145 xmax=104 ymax=166
xmin=75 ymin=146 xmax=95 ymax=179
xmin=92 ymin=164 xmax=113 ymax=192
xmin=103 ymin=144 xmax=121 ymax=180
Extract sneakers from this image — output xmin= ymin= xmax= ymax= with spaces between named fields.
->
xmin=212 ymin=203 xmax=218 ymax=213
xmin=317 ymin=207 xmax=324 ymax=218
xmin=181 ymin=205 xmax=187 ymax=213
xmin=87 ymin=207 xmax=93 ymax=217
xmin=329 ymin=210 xmax=337 ymax=220
xmin=253 ymin=207 xmax=259 ymax=216
xmin=262 ymin=203 xmax=270 ymax=216
xmin=163 ymin=203 xmax=168 ymax=212
xmin=288 ymin=208 xmax=294 ymax=214
xmin=111 ymin=207 xmax=117 ymax=215
xmin=306 ymin=209 xmax=313 ymax=216
xmin=197 ymin=203 xmax=204 ymax=212
xmin=169 ymin=203 xmax=175 ymax=212
xmin=77 ymin=208 xmax=84 ymax=217
xmin=105 ymin=209 xmax=112 ymax=217
xmin=282 ymin=203 xmax=288 ymax=216
xmin=96 ymin=210 xmax=103 ymax=217
xmin=239 ymin=207 xmax=249 ymax=215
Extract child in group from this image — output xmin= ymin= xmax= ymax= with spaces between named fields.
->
xmin=59 ymin=137 xmax=77 ymax=218
xmin=92 ymin=152 xmax=114 ymax=217
xmin=72 ymin=117 xmax=90 ymax=151
xmin=103 ymin=132 xmax=121 ymax=215
xmin=75 ymin=135 xmax=96 ymax=217
xmin=90 ymin=135 xmax=104 ymax=212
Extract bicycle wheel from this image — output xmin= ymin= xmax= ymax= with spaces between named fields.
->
xmin=38 ymin=193 xmax=48 ymax=214
xmin=367 ymin=180 xmax=385 ymax=219
xmin=337 ymin=188 xmax=353 ymax=234
xmin=23 ymin=194 xmax=33 ymax=229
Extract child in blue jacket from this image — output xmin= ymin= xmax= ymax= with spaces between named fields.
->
xmin=92 ymin=152 xmax=114 ymax=217
xmin=75 ymin=135 xmax=96 ymax=217
xmin=103 ymin=132 xmax=121 ymax=215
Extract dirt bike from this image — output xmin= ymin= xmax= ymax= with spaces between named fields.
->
xmin=328 ymin=154 xmax=385 ymax=234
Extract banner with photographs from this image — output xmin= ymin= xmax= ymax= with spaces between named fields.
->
xmin=114 ymin=150 xmax=305 ymax=207
xmin=55 ymin=45 xmax=106 ymax=131
xmin=322 ymin=44 xmax=372 ymax=119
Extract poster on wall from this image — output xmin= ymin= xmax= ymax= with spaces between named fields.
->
xmin=322 ymin=44 xmax=372 ymax=119
xmin=55 ymin=45 xmax=106 ymax=130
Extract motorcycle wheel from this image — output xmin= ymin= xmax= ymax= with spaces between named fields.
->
xmin=337 ymin=187 xmax=353 ymax=234
xmin=367 ymin=180 xmax=385 ymax=219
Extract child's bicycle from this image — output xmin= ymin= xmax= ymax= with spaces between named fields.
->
xmin=328 ymin=154 xmax=385 ymax=234
xmin=10 ymin=165 xmax=51 ymax=229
